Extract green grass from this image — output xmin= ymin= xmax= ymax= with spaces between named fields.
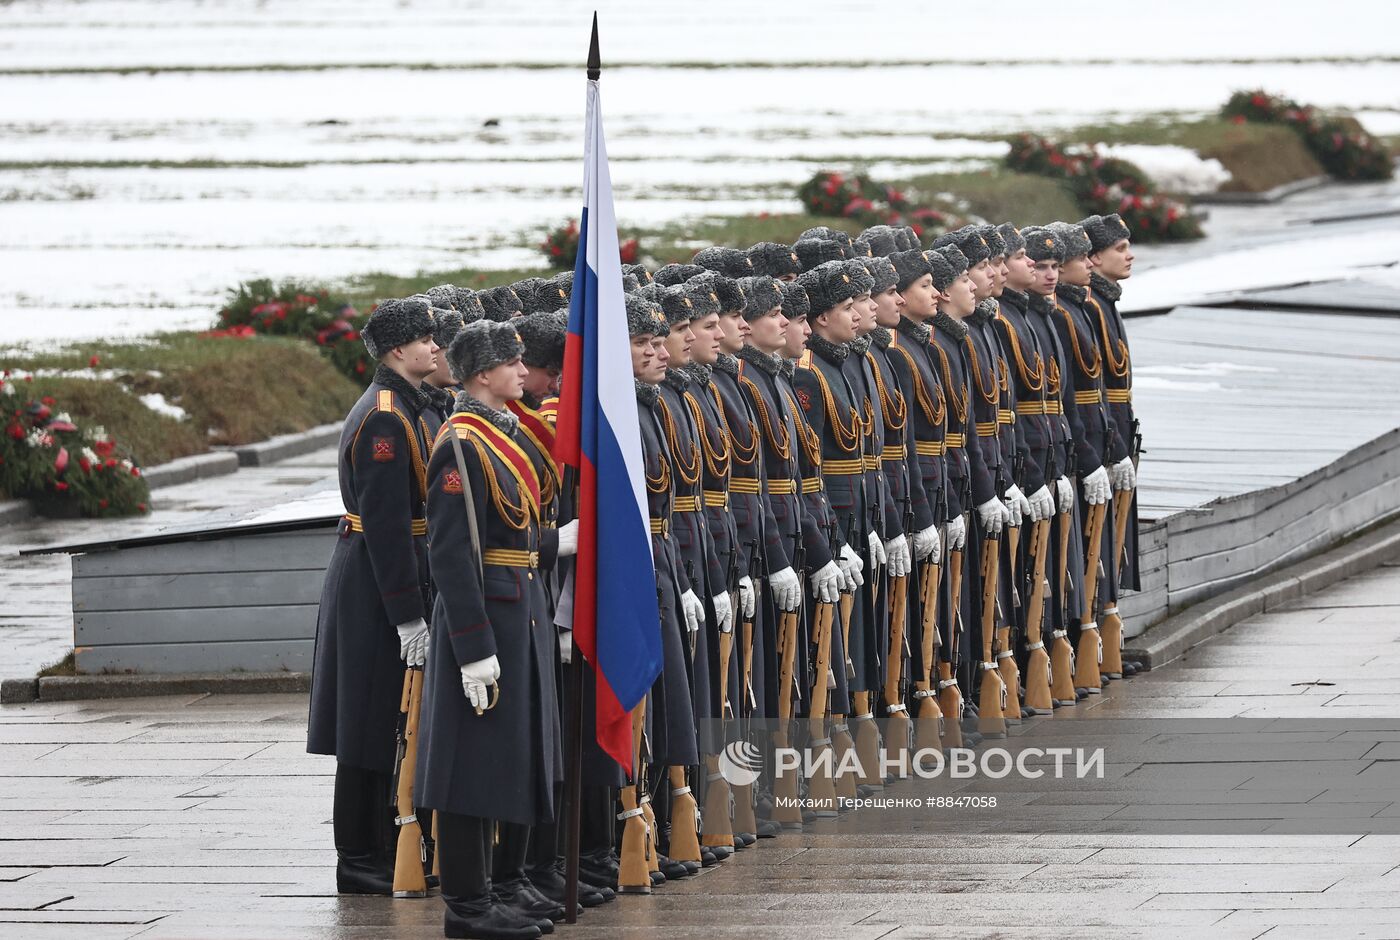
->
xmin=4 ymin=333 xmax=361 ymax=467
xmin=1059 ymin=118 xmax=1324 ymax=193
xmin=894 ymin=169 xmax=1083 ymax=227
xmin=37 ymin=651 xmax=76 ymax=678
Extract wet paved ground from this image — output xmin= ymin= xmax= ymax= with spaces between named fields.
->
xmin=1 ymin=560 xmax=1397 ymax=939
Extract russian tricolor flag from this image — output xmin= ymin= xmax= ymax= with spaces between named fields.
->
xmin=553 ymin=74 xmax=662 ymax=772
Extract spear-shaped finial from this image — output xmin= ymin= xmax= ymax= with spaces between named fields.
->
xmin=587 ymin=12 xmax=600 ymax=80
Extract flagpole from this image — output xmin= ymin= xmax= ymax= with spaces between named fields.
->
xmin=561 ymin=13 xmax=601 ymax=925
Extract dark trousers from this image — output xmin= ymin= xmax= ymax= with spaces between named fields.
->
xmin=333 ymin=763 xmax=394 ymax=861
xmin=438 ymin=813 xmax=492 ymax=909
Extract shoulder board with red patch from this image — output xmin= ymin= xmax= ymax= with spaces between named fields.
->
xmin=376 ymin=389 xmax=394 ymax=413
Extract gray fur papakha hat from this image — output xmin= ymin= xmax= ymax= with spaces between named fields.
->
xmin=900 ymin=226 xmax=921 ymax=251
xmin=449 ymin=287 xmax=486 ymax=323
xmin=687 ymin=270 xmax=744 ymax=313
xmin=996 ymin=223 xmax=1026 ymax=257
xmin=1079 ymin=213 xmax=1132 ymax=253
xmin=431 ymin=307 xmax=465 ymax=352
xmin=478 ymin=285 xmax=523 ymax=321
xmin=739 ymin=276 xmax=784 ymax=321
xmin=657 ymin=285 xmax=698 ymax=328
xmin=544 ymin=271 xmax=573 ymax=308
xmin=621 ymin=272 xmax=641 ymax=293
xmin=844 ymin=258 xmax=876 ymax=295
xmin=447 ymin=318 xmax=525 ymax=382
xmin=979 ymin=225 xmax=1007 ymax=259
xmin=856 ymin=227 xmax=899 ymax=258
xmin=1021 ymin=226 xmax=1067 ymax=263
xmin=683 ymin=279 xmax=722 ymax=319
xmin=623 ymin=263 xmax=652 ymax=285
xmin=1048 ymin=221 xmax=1093 ymax=258
xmin=933 ymin=244 xmax=970 ymax=278
xmin=425 ymin=284 xmax=460 ymax=311
xmin=363 ymin=297 xmax=436 ymax=359
xmin=514 ymin=310 xmax=568 ymax=370
xmin=625 ymin=294 xmax=668 ymax=337
xmin=800 ymin=226 xmax=853 ymax=252
xmin=747 ymin=242 xmax=802 ymax=278
xmin=889 ymin=249 xmax=932 ymax=292
xmin=797 ymin=260 xmax=864 ymax=315
xmin=859 ymin=255 xmax=900 ymax=293
xmin=935 ymin=227 xmax=989 ymax=266
xmin=794 ymin=238 xmax=847 ymax=272
xmin=779 ymin=279 xmax=810 ymax=321
xmin=925 ymin=251 xmax=959 ymax=293
xmin=693 ymin=246 xmax=755 ymax=278
xmin=653 ymin=263 xmax=707 ymax=287
xmin=508 ymin=277 xmax=550 ymax=314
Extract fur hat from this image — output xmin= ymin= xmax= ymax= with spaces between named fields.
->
xmin=447 ymin=319 xmax=525 ymax=382
xmin=622 ymin=272 xmax=642 ymax=293
xmin=997 ymin=223 xmax=1026 ymax=257
xmin=623 ymin=263 xmax=653 ymax=286
xmin=626 ymin=294 xmax=668 ymax=337
xmin=797 ymin=260 xmax=863 ymax=315
xmin=933 ymin=244 xmax=970 ymax=277
xmin=653 ymin=263 xmax=707 ymax=287
xmin=688 ymin=270 xmax=744 ymax=312
xmin=740 ymin=276 xmax=784 ymax=321
xmin=514 ymin=310 xmax=568 ymax=370
xmin=779 ymin=279 xmax=810 ymax=321
xmin=693 ymin=246 xmax=755 ymax=278
xmin=860 ymin=255 xmax=899 ymax=293
xmin=1079 ymin=213 xmax=1132 ymax=253
xmin=1047 ymin=221 xmax=1093 ymax=259
xmin=425 ymin=284 xmax=460 ymax=311
xmin=979 ymin=225 xmax=1007 ymax=259
xmin=431 ymin=307 xmax=465 ymax=351
xmin=363 ymin=297 xmax=436 ymax=359
xmin=546 ymin=271 xmax=573 ymax=308
xmin=683 ymin=279 xmax=722 ymax=319
xmin=747 ymin=242 xmax=802 ymax=278
xmin=479 ymin=285 xmax=523 ymax=321
xmin=509 ymin=277 xmax=550 ymax=314
xmin=1021 ymin=226 xmax=1066 ymax=263
xmin=889 ymin=249 xmax=932 ymax=292
xmin=855 ymin=227 xmax=899 ymax=258
xmin=800 ymin=226 xmax=853 ymax=252
xmin=657 ymin=285 xmax=697 ymax=328
xmin=925 ymin=250 xmax=962 ymax=293
xmin=449 ymin=287 xmax=485 ymax=323
xmin=844 ymin=258 xmax=876 ymax=296
xmin=935 ymin=227 xmax=989 ymax=266
xmin=794 ymin=238 xmax=847 ymax=272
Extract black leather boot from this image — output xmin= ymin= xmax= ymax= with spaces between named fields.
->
xmin=444 ymin=898 xmax=543 ymax=940
xmin=336 ymin=851 xmax=393 ymax=895
xmin=493 ymin=877 xmax=564 ymax=933
xmin=525 ymin=862 xmax=604 ymax=910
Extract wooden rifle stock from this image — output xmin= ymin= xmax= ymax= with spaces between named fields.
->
xmin=1073 ymin=500 xmax=1107 ymax=692
xmin=914 ymin=550 xmax=943 ymax=752
xmin=617 ymin=703 xmax=652 ymax=893
xmin=828 ymin=581 xmax=859 ymax=799
xmin=976 ymin=537 xmax=1007 ymax=738
xmin=771 ymin=602 xmax=803 ymax=827
xmin=1101 ymin=488 xmax=1133 ymax=678
xmin=807 ymin=600 xmax=838 ymax=816
xmin=1022 ymin=519 xmax=1054 ymax=712
xmin=391 ymin=667 xmax=427 ymax=898
xmin=883 ymin=572 xmax=912 ymax=778
xmin=668 ymin=765 xmax=702 ymax=863
xmin=1050 ymin=507 xmax=1077 ymax=706
xmin=996 ymin=524 xmax=1022 ymax=725
xmin=938 ymin=546 xmax=966 ymax=748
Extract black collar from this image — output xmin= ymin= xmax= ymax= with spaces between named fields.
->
xmin=713 ymin=353 xmax=740 ymax=377
xmin=634 ymin=380 xmax=659 ymax=405
xmin=932 ymin=310 xmax=968 ymax=341
xmin=736 ymin=344 xmax=782 ymax=377
xmin=869 ymin=326 xmax=893 ymax=350
xmin=806 ymin=332 xmax=848 ymax=364
xmin=663 ymin=368 xmax=691 ymax=392
xmin=1056 ymin=283 xmax=1088 ymax=306
xmin=1028 ymin=292 xmax=1056 ymax=316
xmin=451 ymin=391 xmax=518 ymax=434
xmin=999 ymin=288 xmax=1028 ymax=314
xmin=1090 ymin=271 xmax=1122 ymax=304
xmin=896 ymin=315 xmax=932 ymax=345
xmin=373 ymin=364 xmax=433 ymax=414
xmin=970 ymin=299 xmax=999 ymax=325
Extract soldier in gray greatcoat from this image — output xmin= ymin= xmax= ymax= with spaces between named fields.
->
xmin=416 ymin=319 xmax=572 ymax=940
xmin=307 ymin=297 xmax=439 ymax=896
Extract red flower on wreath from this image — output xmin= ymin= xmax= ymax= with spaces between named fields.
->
xmin=54 ymin=481 xmax=69 ymax=492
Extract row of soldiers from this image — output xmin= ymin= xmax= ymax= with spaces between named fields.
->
xmin=307 ymin=211 xmax=1142 ymax=940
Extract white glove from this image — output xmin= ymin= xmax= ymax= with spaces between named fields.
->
xmin=1004 ymin=484 xmax=1031 ymax=526
xmin=838 ymin=543 xmax=865 ymax=590
xmin=396 ymin=618 xmax=429 ymax=667
xmin=681 ymin=589 xmax=704 ymax=634
xmin=769 ymin=566 xmax=801 ymax=612
xmin=946 ymin=514 xmax=967 ymax=551
xmin=1082 ymin=466 xmax=1111 ymax=505
xmin=867 ymin=530 xmax=887 ymax=570
xmin=1056 ymin=476 xmax=1075 ymax=514
xmin=912 ymin=525 xmax=941 ymax=563
xmin=738 ymin=575 xmax=756 ymax=619
xmin=810 ymin=559 xmax=843 ymax=603
xmin=884 ymin=534 xmax=911 ymax=578
xmin=460 ymin=654 xmax=500 ymax=709
xmin=555 ymin=519 xmax=579 ymax=557
xmin=976 ymin=497 xmax=1009 ymax=538
xmin=558 ymin=630 xmax=573 ymax=664
xmin=1027 ymin=485 xmax=1054 ymax=523
xmin=712 ymin=592 xmax=733 ymax=634
xmin=1111 ymin=456 xmax=1137 ymax=491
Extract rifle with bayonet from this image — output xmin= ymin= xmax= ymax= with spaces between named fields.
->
xmin=390 ymin=665 xmax=428 ymax=898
